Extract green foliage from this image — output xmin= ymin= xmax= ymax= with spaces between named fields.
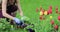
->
xmin=0 ymin=18 xmax=12 ymax=31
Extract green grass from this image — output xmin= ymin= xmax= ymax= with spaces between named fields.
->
xmin=1 ymin=0 xmax=60 ymax=32
xmin=15 ymin=0 xmax=60 ymax=32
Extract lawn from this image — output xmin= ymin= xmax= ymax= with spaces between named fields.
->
xmin=1 ymin=0 xmax=60 ymax=32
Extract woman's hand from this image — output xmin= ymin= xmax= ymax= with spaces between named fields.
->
xmin=20 ymin=11 xmax=23 ymax=16
xmin=13 ymin=17 xmax=23 ymax=25
xmin=13 ymin=17 xmax=20 ymax=23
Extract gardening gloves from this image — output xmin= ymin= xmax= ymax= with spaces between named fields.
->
xmin=13 ymin=17 xmax=23 ymax=25
xmin=13 ymin=17 xmax=29 ymax=28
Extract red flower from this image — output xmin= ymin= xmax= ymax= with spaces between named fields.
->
xmin=56 ymin=11 xmax=58 ymax=13
xmin=48 ymin=9 xmax=52 ymax=14
xmin=50 ymin=20 xmax=54 ymax=25
xmin=56 ymin=6 xmax=58 ymax=13
xmin=48 ymin=6 xmax=52 ymax=14
xmin=47 ymin=11 xmax=49 ymax=15
xmin=58 ymin=16 xmax=60 ymax=21
xmin=49 ymin=10 xmax=52 ymax=14
xmin=54 ymin=25 xmax=58 ymax=30
xmin=42 ymin=10 xmax=44 ymax=15
xmin=56 ymin=6 xmax=58 ymax=10
xmin=49 ymin=6 xmax=52 ymax=9
xmin=39 ymin=16 xmax=43 ymax=20
xmin=40 ymin=9 xmax=45 ymax=15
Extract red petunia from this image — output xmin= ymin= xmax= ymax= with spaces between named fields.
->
xmin=50 ymin=20 xmax=54 ymax=25
xmin=58 ymin=16 xmax=60 ymax=21
xmin=54 ymin=25 xmax=58 ymax=30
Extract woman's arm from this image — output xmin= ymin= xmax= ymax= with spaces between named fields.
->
xmin=2 ymin=0 xmax=14 ymax=20
xmin=16 ymin=0 xmax=23 ymax=16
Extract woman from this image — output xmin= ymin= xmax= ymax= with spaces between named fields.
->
xmin=0 ymin=0 xmax=27 ymax=27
